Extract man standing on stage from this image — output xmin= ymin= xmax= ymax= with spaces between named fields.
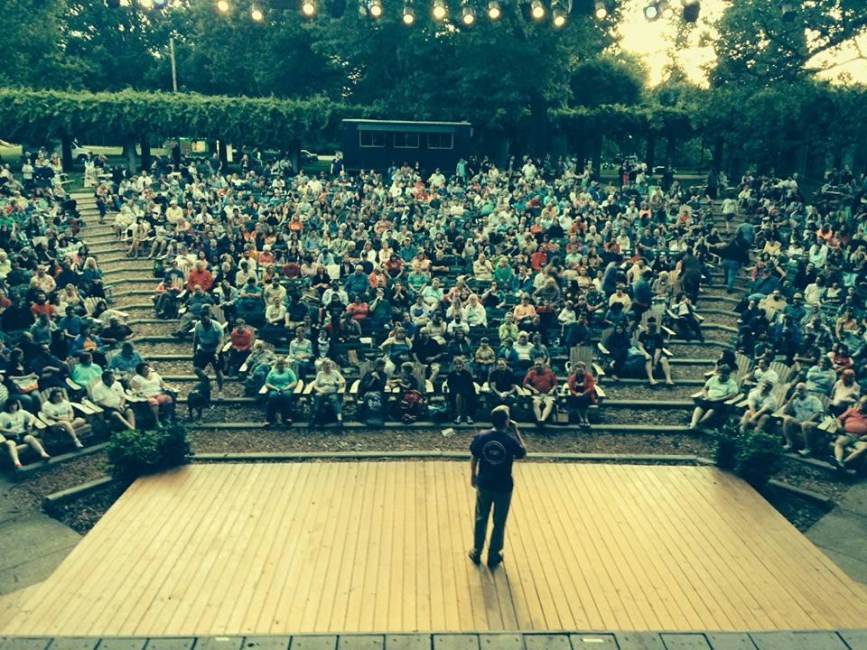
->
xmin=468 ymin=405 xmax=527 ymax=569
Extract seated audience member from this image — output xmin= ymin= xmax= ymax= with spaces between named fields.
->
xmin=781 ymin=382 xmax=826 ymax=456
xmin=226 ymin=319 xmax=255 ymax=377
xmin=830 ymin=369 xmax=860 ymax=416
xmin=0 ymin=399 xmax=50 ymax=468
xmin=637 ymin=318 xmax=674 ymax=386
xmin=689 ymin=365 xmax=738 ymax=430
xmin=833 ymin=396 xmax=867 ymax=469
xmin=40 ymin=389 xmax=85 ymax=448
xmin=129 ymin=363 xmax=175 ymax=428
xmin=523 ymin=357 xmax=558 ymax=427
xmin=567 ymin=361 xmax=596 ymax=429
xmin=739 ymin=380 xmax=778 ymax=434
xmin=90 ymin=370 xmax=136 ymax=430
xmin=311 ymin=358 xmax=346 ymax=425
xmin=263 ymin=357 xmax=298 ymax=428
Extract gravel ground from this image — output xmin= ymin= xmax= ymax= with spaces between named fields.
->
xmin=602 ymin=384 xmax=700 ymax=400
xmin=3 ymin=452 xmax=110 ymax=516
xmin=132 ymin=322 xmax=177 ymax=337
xmin=762 ymin=485 xmax=832 ymax=532
xmin=775 ymin=457 xmax=853 ymax=502
xmin=51 ymin=482 xmax=127 ymax=534
xmin=668 ymin=343 xmax=720 ymax=358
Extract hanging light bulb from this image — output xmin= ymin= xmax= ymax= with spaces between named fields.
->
xmin=402 ymin=2 xmax=415 ymax=23
xmin=139 ymin=0 xmax=154 ymax=9
xmin=552 ymin=2 xmax=566 ymax=26
xmin=530 ymin=0 xmax=544 ymax=20
xmin=301 ymin=0 xmax=316 ymax=15
xmin=643 ymin=1 xmax=659 ymax=20
xmin=487 ymin=0 xmax=500 ymax=19
xmin=461 ymin=2 xmax=475 ymax=24
xmin=369 ymin=0 xmax=383 ymax=17
xmin=251 ymin=4 xmax=264 ymax=19
xmin=216 ymin=0 xmax=230 ymax=12
xmin=432 ymin=0 xmax=447 ymax=20
xmin=593 ymin=0 xmax=606 ymax=19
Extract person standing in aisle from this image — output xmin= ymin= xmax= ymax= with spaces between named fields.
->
xmin=468 ymin=405 xmax=526 ymax=569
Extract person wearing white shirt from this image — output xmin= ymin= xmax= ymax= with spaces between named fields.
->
xmin=40 ymin=389 xmax=85 ymax=448
xmin=312 ymin=359 xmax=346 ymax=425
xmin=90 ymin=371 xmax=136 ymax=431
xmin=462 ymin=295 xmax=488 ymax=328
xmin=129 ymin=364 xmax=174 ymax=428
xmin=0 ymin=400 xmax=50 ymax=469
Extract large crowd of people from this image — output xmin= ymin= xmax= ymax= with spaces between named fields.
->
xmin=0 ymin=145 xmax=866 ymax=471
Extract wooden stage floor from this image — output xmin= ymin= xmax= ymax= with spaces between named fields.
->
xmin=6 ymin=461 xmax=867 ymax=637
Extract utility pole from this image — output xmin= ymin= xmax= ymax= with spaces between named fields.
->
xmin=169 ymin=36 xmax=178 ymax=92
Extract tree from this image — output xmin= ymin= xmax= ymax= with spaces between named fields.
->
xmin=712 ymin=0 xmax=867 ymax=86
xmin=0 ymin=0 xmax=85 ymax=89
xmin=569 ymin=54 xmax=647 ymax=107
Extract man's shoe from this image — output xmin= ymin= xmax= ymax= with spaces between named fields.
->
xmin=468 ymin=550 xmax=481 ymax=565
xmin=487 ymin=553 xmax=503 ymax=569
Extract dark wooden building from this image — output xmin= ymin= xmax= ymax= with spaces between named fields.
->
xmin=341 ymin=119 xmax=473 ymax=172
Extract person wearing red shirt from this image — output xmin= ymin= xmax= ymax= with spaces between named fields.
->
xmin=834 ymin=396 xmax=867 ymax=470
xmin=567 ymin=361 xmax=597 ymax=429
xmin=523 ymin=357 xmax=558 ymax=426
xmin=226 ymin=319 xmax=255 ymax=376
xmin=529 ymin=249 xmax=548 ymax=272
xmin=345 ymin=296 xmax=370 ymax=336
xmin=186 ymin=261 xmax=215 ymax=292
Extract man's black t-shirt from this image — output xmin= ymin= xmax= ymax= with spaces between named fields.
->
xmin=488 ymin=367 xmax=516 ymax=392
xmin=470 ymin=428 xmax=526 ymax=492
xmin=638 ymin=330 xmax=664 ymax=354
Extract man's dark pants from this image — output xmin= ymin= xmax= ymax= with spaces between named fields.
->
xmin=473 ymin=486 xmax=513 ymax=558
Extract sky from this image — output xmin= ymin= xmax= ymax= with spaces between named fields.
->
xmin=615 ymin=0 xmax=867 ymax=87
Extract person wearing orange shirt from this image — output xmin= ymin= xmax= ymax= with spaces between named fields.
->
xmin=186 ymin=261 xmax=214 ymax=292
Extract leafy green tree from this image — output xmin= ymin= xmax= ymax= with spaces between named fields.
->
xmin=0 ymin=0 xmax=85 ymax=89
xmin=712 ymin=0 xmax=867 ymax=86
xmin=569 ymin=54 xmax=647 ymax=107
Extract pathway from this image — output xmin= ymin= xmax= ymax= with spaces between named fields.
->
xmin=808 ymin=483 xmax=867 ymax=585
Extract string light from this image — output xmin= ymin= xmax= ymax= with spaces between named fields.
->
xmin=552 ymin=2 xmax=566 ymax=26
xmin=593 ymin=0 xmax=606 ymax=19
xmin=432 ymin=0 xmax=447 ymax=20
xmin=139 ymin=0 xmax=154 ymax=8
xmin=301 ymin=0 xmax=316 ymax=15
xmin=487 ymin=0 xmax=501 ymax=19
xmin=251 ymin=4 xmax=264 ymax=19
xmin=369 ymin=0 xmax=383 ymax=17
xmin=402 ymin=2 xmax=415 ymax=23
xmin=530 ymin=0 xmax=545 ymax=20
xmin=216 ymin=0 xmax=230 ymax=11
xmin=461 ymin=2 xmax=475 ymax=25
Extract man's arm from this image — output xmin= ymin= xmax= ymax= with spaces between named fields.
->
xmin=470 ymin=457 xmax=478 ymax=488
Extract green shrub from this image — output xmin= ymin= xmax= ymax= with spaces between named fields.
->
xmin=734 ymin=429 xmax=784 ymax=488
xmin=714 ymin=424 xmax=739 ymax=471
xmin=107 ymin=424 xmax=191 ymax=483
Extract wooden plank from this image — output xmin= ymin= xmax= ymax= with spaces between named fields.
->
xmin=256 ymin=465 xmax=318 ymax=634
xmin=227 ymin=466 xmax=305 ymax=634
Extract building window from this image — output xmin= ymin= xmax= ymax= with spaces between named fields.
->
xmin=393 ymin=132 xmax=420 ymax=149
xmin=427 ymin=132 xmax=454 ymax=150
xmin=359 ymin=131 xmax=386 ymax=148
